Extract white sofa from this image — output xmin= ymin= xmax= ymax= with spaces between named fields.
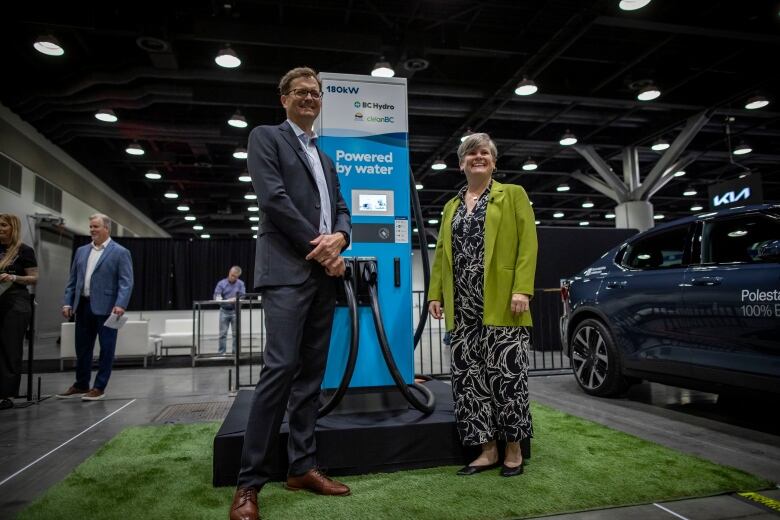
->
xmin=156 ymin=319 xmax=195 ymax=365
xmin=60 ymin=320 xmax=154 ymax=369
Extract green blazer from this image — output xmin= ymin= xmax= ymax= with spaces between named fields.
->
xmin=427 ymin=181 xmax=538 ymax=330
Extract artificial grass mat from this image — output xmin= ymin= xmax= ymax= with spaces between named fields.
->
xmin=18 ymin=402 xmax=771 ymax=520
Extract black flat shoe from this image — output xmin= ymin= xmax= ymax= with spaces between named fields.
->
xmin=456 ymin=462 xmax=500 ymax=476
xmin=500 ymin=461 xmax=524 ymax=477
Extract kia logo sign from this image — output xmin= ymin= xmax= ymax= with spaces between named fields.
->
xmin=708 ymin=173 xmax=763 ymax=210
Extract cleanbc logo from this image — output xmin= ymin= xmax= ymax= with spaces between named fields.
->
xmin=326 ymin=85 xmax=359 ymax=94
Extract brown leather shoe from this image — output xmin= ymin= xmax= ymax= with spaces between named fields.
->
xmin=55 ymin=386 xmax=88 ymax=399
xmin=229 ymin=487 xmax=258 ymax=520
xmin=286 ymin=468 xmax=350 ymax=496
xmin=81 ymin=388 xmax=105 ymax=401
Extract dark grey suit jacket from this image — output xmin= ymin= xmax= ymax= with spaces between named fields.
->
xmin=248 ymin=121 xmax=351 ymax=287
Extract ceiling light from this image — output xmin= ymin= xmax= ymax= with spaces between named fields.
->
xmin=184 ymin=215 xmax=196 ymax=221
xmin=427 ymin=243 xmax=436 ymax=249
xmin=248 ymin=205 xmax=259 ymax=212
xmin=144 ymin=170 xmax=162 ymax=180
xmin=514 ymin=78 xmax=538 ymax=96
xmin=95 ymin=109 xmax=118 ymax=123
xmin=249 ymin=216 xmax=259 ymax=222
xmin=244 ymin=193 xmax=257 ymax=200
xmin=371 ymin=59 xmax=394 ymax=77
xmin=428 ymin=219 xmax=439 ymax=225
xmin=238 ymin=173 xmax=252 ymax=182
xmin=582 ymin=199 xmax=594 ymax=208
xmin=654 ymin=214 xmax=665 ymax=220
xmin=176 ymin=205 xmax=190 ymax=212
xmin=252 ymin=234 xmax=257 ymax=239
xmin=522 ymin=158 xmax=538 ymax=171
xmin=683 ymin=186 xmax=697 ymax=196
xmin=651 ymin=138 xmax=670 ymax=151
xmin=251 ymin=226 xmax=259 ymax=231
xmin=228 ymin=111 xmax=248 ymax=128
xmin=215 ymin=46 xmax=241 ymax=68
xmin=745 ymin=96 xmax=769 ymax=110
xmin=559 ymin=130 xmax=577 ymax=146
xmin=415 ymin=183 xmax=424 ymax=190
xmin=431 ymin=159 xmax=447 ymax=171
xmin=579 ymin=221 xmax=590 ymax=226
xmin=201 ymin=234 xmax=211 ymax=239
xmin=619 ymin=0 xmax=652 ymax=10
xmin=553 ymin=212 xmax=565 ymax=218
xmin=125 ymin=142 xmax=145 ymax=155
xmin=733 ymin=141 xmax=752 ymax=155
xmin=637 ymin=84 xmax=661 ymax=101
xmin=33 ymin=35 xmax=64 ymax=56
xmin=164 ymin=190 xmax=178 ymax=199
xmin=673 ymin=170 xmax=686 ymax=177
xmin=534 ymin=220 xmax=541 ymax=225
xmin=605 ymin=213 xmax=616 ymax=219
xmin=691 ymin=204 xmax=703 ymax=211
xmin=460 ymin=131 xmax=473 ymax=143
xmin=193 ymin=225 xmax=203 ymax=231
xmin=556 ymin=183 xmax=570 ymax=192
xmin=233 ymin=147 xmax=248 ymax=159
xmin=413 ymin=228 xmax=418 ymax=233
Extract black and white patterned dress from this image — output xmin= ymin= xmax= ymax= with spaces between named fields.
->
xmin=450 ymin=182 xmax=533 ymax=446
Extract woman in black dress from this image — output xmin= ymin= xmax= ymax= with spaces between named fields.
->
xmin=0 ymin=214 xmax=38 ymax=410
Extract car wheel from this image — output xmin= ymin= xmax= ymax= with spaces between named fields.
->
xmin=570 ymin=318 xmax=627 ymax=397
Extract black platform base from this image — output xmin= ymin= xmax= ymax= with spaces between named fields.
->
xmin=212 ymin=380 xmax=530 ymax=487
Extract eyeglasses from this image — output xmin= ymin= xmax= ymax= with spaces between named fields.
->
xmin=285 ymin=88 xmax=323 ymax=100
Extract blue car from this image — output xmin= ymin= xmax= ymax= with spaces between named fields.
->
xmin=560 ymin=204 xmax=780 ymax=397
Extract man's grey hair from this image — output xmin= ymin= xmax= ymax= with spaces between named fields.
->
xmin=89 ymin=213 xmax=112 ymax=231
xmin=457 ymin=132 xmax=498 ymax=164
xmin=230 ymin=266 xmax=242 ymax=276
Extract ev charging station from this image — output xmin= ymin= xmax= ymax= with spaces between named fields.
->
xmin=316 ymin=73 xmax=432 ymax=411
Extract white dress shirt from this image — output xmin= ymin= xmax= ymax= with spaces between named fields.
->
xmin=287 ymin=119 xmax=332 ymax=234
xmin=83 ymin=237 xmax=111 ymax=297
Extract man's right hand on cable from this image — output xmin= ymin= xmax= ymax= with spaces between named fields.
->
xmin=323 ymin=256 xmax=346 ymax=277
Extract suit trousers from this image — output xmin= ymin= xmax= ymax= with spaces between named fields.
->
xmin=0 ymin=290 xmax=31 ymax=399
xmin=237 ymin=269 xmax=336 ymax=490
xmin=74 ymin=296 xmax=118 ymax=391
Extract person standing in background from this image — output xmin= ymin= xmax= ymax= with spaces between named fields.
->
xmin=213 ymin=266 xmax=246 ymax=355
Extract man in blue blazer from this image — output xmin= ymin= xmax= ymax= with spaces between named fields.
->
xmin=57 ymin=214 xmax=133 ymax=401
xmin=230 ymin=67 xmax=352 ymax=520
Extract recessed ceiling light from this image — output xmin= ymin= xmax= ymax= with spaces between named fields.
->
xmin=431 ymin=159 xmax=447 ymax=171
xmin=605 ymin=213 xmax=616 ymax=219
xmin=233 ymin=147 xmax=248 ymax=159
xmin=556 ymin=183 xmax=570 ymax=192
xmin=428 ymin=219 xmax=439 ymax=225
xmin=745 ymin=96 xmax=769 ymax=110
xmin=522 ymin=158 xmax=538 ymax=171
xmin=415 ymin=183 xmax=424 ymax=190
xmin=651 ymin=138 xmax=670 ymax=151
xmin=690 ymin=204 xmax=703 ymax=211
xmin=683 ymin=187 xmax=697 ymax=196
xmin=193 ymin=225 xmax=204 ymax=230
xmin=184 ymin=215 xmax=196 ymax=221
xmin=673 ymin=170 xmax=686 ymax=177
xmin=553 ymin=212 xmax=565 ymax=218
xmin=637 ymin=84 xmax=661 ymax=101
xmin=249 ymin=216 xmax=259 ymax=222
xmin=619 ymin=0 xmax=652 ymax=11
xmin=252 ymin=234 xmax=257 ymax=239
xmin=144 ymin=170 xmax=162 ymax=180
xmin=176 ymin=205 xmax=190 ymax=212
xmin=371 ymin=59 xmax=394 ymax=77
xmin=534 ymin=220 xmax=541 ymax=225
xmin=248 ymin=205 xmax=259 ymax=212
xmin=228 ymin=111 xmax=248 ymax=128
xmin=579 ymin=221 xmax=590 ymax=226
xmin=164 ymin=190 xmax=178 ymax=199
xmin=460 ymin=131 xmax=473 ymax=143
xmin=33 ymin=34 xmax=64 ymax=56
xmin=200 ymin=234 xmax=211 ymax=239
xmin=412 ymin=228 xmax=418 ymax=233
xmin=95 ymin=109 xmax=118 ymax=123
xmin=733 ymin=141 xmax=752 ymax=155
xmin=125 ymin=143 xmax=144 ymax=155
xmin=582 ymin=200 xmax=594 ymax=208
xmin=215 ymin=46 xmax=241 ymax=68
xmin=244 ymin=193 xmax=257 ymax=200
xmin=238 ymin=174 xmax=252 ymax=182
xmin=559 ymin=130 xmax=577 ymax=146
xmin=654 ymin=214 xmax=665 ymax=220
xmin=251 ymin=226 xmax=259 ymax=231
xmin=514 ymin=78 xmax=538 ymax=96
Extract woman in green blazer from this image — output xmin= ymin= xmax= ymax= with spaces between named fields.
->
xmin=428 ymin=133 xmax=537 ymax=477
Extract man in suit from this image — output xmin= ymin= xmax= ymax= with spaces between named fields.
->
xmin=57 ymin=213 xmax=134 ymax=401
xmin=229 ymin=67 xmax=352 ymax=520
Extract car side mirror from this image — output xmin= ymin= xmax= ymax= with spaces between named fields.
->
xmin=756 ymin=239 xmax=780 ymax=261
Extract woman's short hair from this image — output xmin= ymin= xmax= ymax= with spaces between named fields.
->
xmin=457 ymin=132 xmax=498 ymax=164
xmin=279 ymin=67 xmax=321 ymax=95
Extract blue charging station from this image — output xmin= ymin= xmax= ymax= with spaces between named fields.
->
xmin=316 ymin=73 xmax=414 ymax=390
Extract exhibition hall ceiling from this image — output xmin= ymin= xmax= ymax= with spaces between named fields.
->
xmin=2 ymin=0 xmax=779 ymax=237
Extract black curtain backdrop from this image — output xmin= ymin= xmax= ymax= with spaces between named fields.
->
xmin=72 ymin=237 xmax=255 ymax=311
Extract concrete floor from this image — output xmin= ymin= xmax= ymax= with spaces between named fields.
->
xmin=0 ymin=366 xmax=778 ymax=519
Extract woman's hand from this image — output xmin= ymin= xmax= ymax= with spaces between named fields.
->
xmin=510 ymin=293 xmax=530 ymax=314
xmin=428 ymin=300 xmax=443 ymax=320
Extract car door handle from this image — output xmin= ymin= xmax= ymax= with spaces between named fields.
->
xmin=690 ymin=276 xmax=723 ymax=286
xmin=606 ymin=280 xmax=627 ymax=289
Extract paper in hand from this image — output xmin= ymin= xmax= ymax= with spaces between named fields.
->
xmin=103 ymin=312 xmax=129 ymax=330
